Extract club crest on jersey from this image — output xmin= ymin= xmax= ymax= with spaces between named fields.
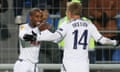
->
xmin=20 ymin=25 xmax=24 ymax=30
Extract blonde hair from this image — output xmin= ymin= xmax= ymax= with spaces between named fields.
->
xmin=66 ymin=2 xmax=82 ymax=15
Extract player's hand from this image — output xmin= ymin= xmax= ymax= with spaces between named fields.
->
xmin=23 ymin=31 xmax=37 ymax=41
xmin=32 ymin=31 xmax=37 ymax=36
xmin=38 ymin=22 xmax=51 ymax=31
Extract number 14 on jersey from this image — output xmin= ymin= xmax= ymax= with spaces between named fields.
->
xmin=73 ymin=29 xmax=88 ymax=49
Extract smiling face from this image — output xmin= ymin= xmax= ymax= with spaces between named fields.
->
xmin=29 ymin=9 xmax=43 ymax=27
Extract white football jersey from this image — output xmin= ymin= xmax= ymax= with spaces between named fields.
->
xmin=37 ymin=19 xmax=117 ymax=62
xmin=19 ymin=23 xmax=40 ymax=63
xmin=57 ymin=19 xmax=96 ymax=61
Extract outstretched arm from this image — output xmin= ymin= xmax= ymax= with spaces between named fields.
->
xmin=35 ymin=22 xmax=67 ymax=42
xmin=90 ymin=23 xmax=118 ymax=46
xmin=36 ymin=30 xmax=62 ymax=41
xmin=23 ymin=22 xmax=67 ymax=42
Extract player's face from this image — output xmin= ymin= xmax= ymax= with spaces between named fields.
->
xmin=30 ymin=11 xmax=43 ymax=27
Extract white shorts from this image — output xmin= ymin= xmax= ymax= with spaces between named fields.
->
xmin=13 ymin=59 xmax=38 ymax=72
xmin=61 ymin=60 xmax=89 ymax=72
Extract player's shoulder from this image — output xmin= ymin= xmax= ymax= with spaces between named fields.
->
xmin=19 ymin=23 xmax=29 ymax=30
xmin=59 ymin=21 xmax=68 ymax=27
xmin=81 ymin=17 xmax=91 ymax=22
xmin=20 ymin=23 xmax=29 ymax=27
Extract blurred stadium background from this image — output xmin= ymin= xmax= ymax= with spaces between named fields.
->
xmin=0 ymin=0 xmax=120 ymax=72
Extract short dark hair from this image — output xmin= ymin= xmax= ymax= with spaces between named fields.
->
xmin=29 ymin=8 xmax=42 ymax=16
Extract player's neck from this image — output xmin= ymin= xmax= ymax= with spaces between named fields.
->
xmin=29 ymin=22 xmax=36 ymax=28
xmin=70 ymin=15 xmax=80 ymax=20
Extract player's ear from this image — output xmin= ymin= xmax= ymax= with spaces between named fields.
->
xmin=66 ymin=10 xmax=70 ymax=17
xmin=68 ymin=11 xmax=72 ymax=18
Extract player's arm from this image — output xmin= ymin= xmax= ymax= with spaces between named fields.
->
xmin=19 ymin=24 xmax=36 ymax=41
xmin=26 ymin=25 xmax=62 ymax=41
xmin=90 ymin=23 xmax=118 ymax=46
xmin=32 ymin=27 xmax=63 ymax=43
xmin=22 ymin=27 xmax=63 ymax=42
xmin=24 ymin=23 xmax=67 ymax=42
xmin=36 ymin=30 xmax=62 ymax=41
xmin=36 ymin=23 xmax=67 ymax=41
